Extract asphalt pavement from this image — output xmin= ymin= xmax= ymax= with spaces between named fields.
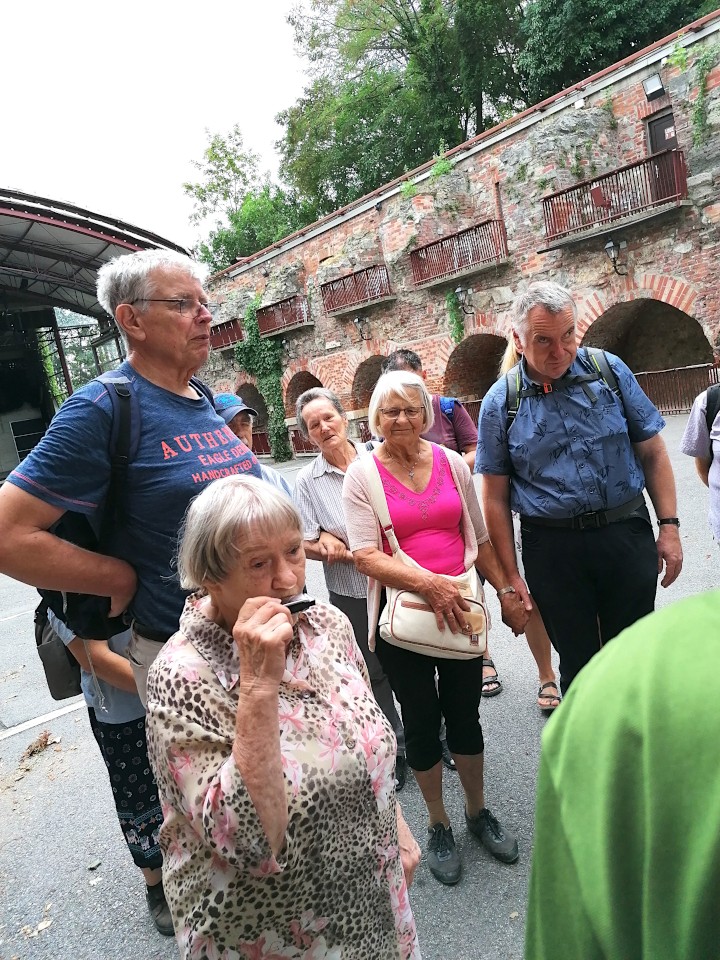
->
xmin=0 ymin=414 xmax=714 ymax=960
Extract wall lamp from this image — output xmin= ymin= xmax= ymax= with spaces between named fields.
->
xmin=352 ymin=315 xmax=372 ymax=341
xmin=604 ymin=237 xmax=628 ymax=276
xmin=260 ymin=266 xmax=270 ymax=278
xmin=642 ymin=73 xmax=665 ymax=102
xmin=454 ymin=286 xmax=475 ymax=315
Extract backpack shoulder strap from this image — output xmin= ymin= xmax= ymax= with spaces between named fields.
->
xmin=439 ymin=396 xmax=455 ymax=419
xmin=190 ymin=376 xmax=214 ymax=405
xmin=705 ymin=383 xmax=720 ymax=434
xmin=584 ymin=347 xmax=620 ymax=397
xmin=95 ymin=371 xmax=139 ymax=529
xmin=505 ymin=364 xmax=522 ymax=432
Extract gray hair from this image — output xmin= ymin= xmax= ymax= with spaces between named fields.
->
xmin=295 ymin=387 xmax=346 ymax=438
xmin=96 ymin=249 xmax=209 ymax=318
xmin=368 ymin=370 xmax=434 ymax=439
xmin=511 ymin=281 xmax=577 ymax=345
xmin=177 ymin=475 xmax=301 ymax=589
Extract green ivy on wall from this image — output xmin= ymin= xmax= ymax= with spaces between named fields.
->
xmin=691 ymin=43 xmax=720 ymax=146
xmin=235 ymin=295 xmax=293 ymax=462
xmin=445 ymin=289 xmax=465 ymax=344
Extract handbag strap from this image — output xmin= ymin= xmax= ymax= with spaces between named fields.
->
xmin=363 ymin=455 xmax=402 ymax=556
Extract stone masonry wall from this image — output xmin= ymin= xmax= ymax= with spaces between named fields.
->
xmin=205 ymin=24 xmax=720 ymax=431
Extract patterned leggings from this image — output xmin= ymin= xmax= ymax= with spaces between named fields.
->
xmin=87 ymin=709 xmax=163 ymax=870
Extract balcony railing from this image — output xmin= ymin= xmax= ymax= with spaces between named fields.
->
xmin=543 ymin=149 xmax=688 ymax=242
xmin=209 ymin=318 xmax=244 ymax=350
xmin=289 ymin=427 xmax=317 ymax=455
xmin=321 ymin=264 xmax=393 ymax=315
xmin=256 ymin=295 xmax=310 ymax=336
xmin=410 ymin=220 xmax=508 ymax=285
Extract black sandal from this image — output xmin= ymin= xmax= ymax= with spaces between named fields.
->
xmin=537 ymin=680 xmax=561 ymax=712
xmin=481 ymin=657 xmax=503 ymax=698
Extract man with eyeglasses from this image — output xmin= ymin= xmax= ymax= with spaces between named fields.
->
xmin=0 ymin=249 xmax=264 ymax=702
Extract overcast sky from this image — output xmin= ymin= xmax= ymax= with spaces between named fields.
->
xmin=3 ymin=0 xmax=306 ymax=248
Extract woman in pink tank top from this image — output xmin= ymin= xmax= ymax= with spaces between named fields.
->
xmin=342 ymin=370 xmax=529 ymax=887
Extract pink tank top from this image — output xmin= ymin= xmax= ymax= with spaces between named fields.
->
xmin=375 ymin=446 xmax=465 ymax=576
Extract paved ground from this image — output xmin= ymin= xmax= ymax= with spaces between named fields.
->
xmin=0 ymin=414 xmax=714 ymax=960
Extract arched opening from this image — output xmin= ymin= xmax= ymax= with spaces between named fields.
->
xmin=351 ymin=355 xmax=385 ymax=410
xmin=581 ymin=300 xmax=712 ymax=371
xmin=236 ymin=383 xmax=269 ymax=429
xmin=285 ymin=371 xmax=323 ymax=417
xmin=444 ymin=334 xmax=508 ymax=400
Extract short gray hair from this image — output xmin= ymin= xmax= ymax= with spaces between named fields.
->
xmin=96 ymin=249 xmax=209 ymax=318
xmin=368 ymin=371 xmax=434 ymax=439
xmin=511 ymin=281 xmax=576 ymax=344
xmin=295 ymin=388 xmax=346 ymax=438
xmin=177 ymin=475 xmax=301 ymax=589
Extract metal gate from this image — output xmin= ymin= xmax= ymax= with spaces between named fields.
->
xmin=633 ymin=363 xmax=719 ymax=414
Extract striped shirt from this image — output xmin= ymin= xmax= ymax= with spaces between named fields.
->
xmin=293 ymin=442 xmax=370 ymax=599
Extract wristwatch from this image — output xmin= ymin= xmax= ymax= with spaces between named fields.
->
xmin=497 ymin=586 xmax=516 ymax=597
xmin=657 ymin=517 xmax=680 ymax=527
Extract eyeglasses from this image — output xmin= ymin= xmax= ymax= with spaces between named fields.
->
xmin=379 ymin=406 xmax=424 ymax=420
xmin=130 ymin=298 xmax=220 ymax=319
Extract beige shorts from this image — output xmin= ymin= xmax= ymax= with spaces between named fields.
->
xmin=127 ymin=627 xmax=165 ymax=709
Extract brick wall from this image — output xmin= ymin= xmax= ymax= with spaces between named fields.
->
xmin=205 ymin=22 xmax=720 ymax=425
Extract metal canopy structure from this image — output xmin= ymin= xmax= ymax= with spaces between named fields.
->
xmin=0 ymin=187 xmax=188 ymax=320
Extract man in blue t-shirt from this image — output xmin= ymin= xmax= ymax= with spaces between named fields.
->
xmin=0 ymin=249 xmax=263 ymax=700
xmin=476 ymin=281 xmax=683 ymax=693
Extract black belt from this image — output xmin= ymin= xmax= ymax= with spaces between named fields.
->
xmin=520 ymin=495 xmax=646 ymax=530
xmin=132 ymin=621 xmax=171 ymax=644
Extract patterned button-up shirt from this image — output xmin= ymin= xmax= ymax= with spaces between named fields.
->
xmin=146 ymin=597 xmax=420 ymax=960
xmin=475 ymin=350 xmax=664 ymax=518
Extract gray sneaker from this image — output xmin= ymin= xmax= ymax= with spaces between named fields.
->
xmin=427 ymin=822 xmax=462 ymax=885
xmin=465 ymin=807 xmax=519 ymax=863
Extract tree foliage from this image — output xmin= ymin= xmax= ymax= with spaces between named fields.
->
xmin=278 ymin=0 xmax=526 ymax=216
xmin=183 ymin=124 xmax=261 ymax=225
xmin=520 ymin=0 xmax=708 ymax=105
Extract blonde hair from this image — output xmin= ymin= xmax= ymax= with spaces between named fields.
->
xmin=498 ymin=340 xmax=521 ymax=376
xmin=368 ymin=371 xmax=434 ymax=439
xmin=177 ymin=475 xmax=301 ymax=588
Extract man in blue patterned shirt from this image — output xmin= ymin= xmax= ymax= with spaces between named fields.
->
xmin=476 ymin=281 xmax=682 ymax=692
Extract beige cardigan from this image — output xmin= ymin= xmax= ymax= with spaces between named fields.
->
xmin=341 ymin=445 xmax=489 ymax=649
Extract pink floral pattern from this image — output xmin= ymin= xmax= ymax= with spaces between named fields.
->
xmin=146 ymin=598 xmax=420 ymax=960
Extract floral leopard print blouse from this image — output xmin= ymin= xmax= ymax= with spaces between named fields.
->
xmin=146 ymin=596 xmax=421 ymax=960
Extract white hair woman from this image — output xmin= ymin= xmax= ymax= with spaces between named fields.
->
xmin=293 ymin=387 xmax=407 ymax=788
xmin=145 ymin=475 xmax=421 ymax=960
xmin=342 ymin=371 xmax=529 ymax=886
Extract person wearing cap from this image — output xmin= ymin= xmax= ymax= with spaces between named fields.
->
xmin=214 ymin=393 xmax=291 ymax=498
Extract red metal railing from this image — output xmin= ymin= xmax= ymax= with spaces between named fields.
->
xmin=251 ymin=431 xmax=272 ymax=455
xmin=410 ymin=220 xmax=508 ymax=285
xmin=289 ymin=427 xmax=317 ymax=455
xmin=543 ymin=150 xmax=688 ymax=242
xmin=321 ymin=264 xmax=392 ymax=314
xmin=257 ymin=296 xmax=310 ymax=336
xmin=634 ymin=363 xmax=720 ymax=414
xmin=209 ymin=318 xmax=244 ymax=350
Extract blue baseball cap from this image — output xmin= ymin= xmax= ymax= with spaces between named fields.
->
xmin=213 ymin=393 xmax=258 ymax=425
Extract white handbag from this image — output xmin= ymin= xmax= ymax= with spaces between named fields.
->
xmin=364 ymin=454 xmax=487 ymax=660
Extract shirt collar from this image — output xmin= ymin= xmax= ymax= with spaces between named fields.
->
xmin=311 ymin=440 xmax=364 ymax=478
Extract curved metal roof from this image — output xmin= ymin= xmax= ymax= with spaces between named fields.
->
xmin=0 ymin=188 xmax=188 ymax=319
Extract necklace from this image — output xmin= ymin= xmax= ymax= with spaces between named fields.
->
xmin=386 ymin=448 xmax=422 ymax=481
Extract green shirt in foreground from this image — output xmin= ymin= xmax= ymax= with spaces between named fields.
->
xmin=526 ymin=590 xmax=720 ymax=960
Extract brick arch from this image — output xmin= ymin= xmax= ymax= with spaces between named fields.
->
xmin=577 ymin=274 xmax=700 ymax=338
xmin=467 ymin=309 xmax=513 ymax=340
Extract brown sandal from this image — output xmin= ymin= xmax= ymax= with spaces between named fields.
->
xmin=481 ymin=657 xmax=503 ymax=698
xmin=537 ymin=681 xmax=561 ymax=712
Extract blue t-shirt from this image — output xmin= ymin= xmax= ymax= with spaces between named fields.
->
xmin=9 ymin=362 xmax=262 ymax=635
xmin=474 ymin=350 xmax=665 ymax=518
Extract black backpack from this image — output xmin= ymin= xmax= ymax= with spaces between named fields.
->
xmin=505 ymin=346 xmax=625 ymax=432
xmin=35 ymin=371 xmax=213 ymax=642
xmin=705 ymin=383 xmax=720 ymax=463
